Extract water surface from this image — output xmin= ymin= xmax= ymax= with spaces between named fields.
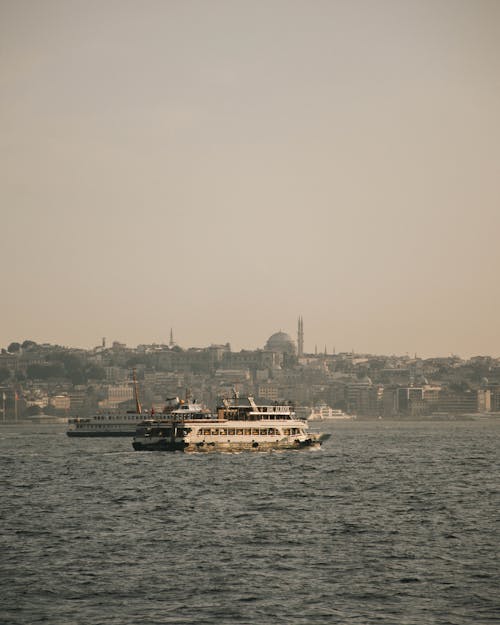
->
xmin=1 ymin=420 xmax=498 ymax=624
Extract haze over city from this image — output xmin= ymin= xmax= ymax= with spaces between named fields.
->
xmin=2 ymin=1 xmax=500 ymax=357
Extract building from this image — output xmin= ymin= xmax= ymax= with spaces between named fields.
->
xmin=477 ymin=389 xmax=491 ymax=413
xmin=214 ymin=369 xmax=251 ymax=383
xmin=397 ymin=387 xmax=424 ymax=415
xmin=264 ymin=331 xmax=296 ymax=356
xmin=435 ymin=391 xmax=479 ymax=414
xmin=98 ymin=383 xmax=134 ymax=410
xmin=50 ymin=394 xmax=71 ymax=411
xmin=257 ymin=384 xmax=280 ymax=401
xmin=346 ymin=378 xmax=380 ymax=415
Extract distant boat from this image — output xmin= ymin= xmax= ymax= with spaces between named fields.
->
xmin=66 ymin=393 xmax=207 ymax=436
xmin=27 ymin=414 xmax=68 ymax=424
xmin=307 ymin=404 xmax=355 ymax=421
xmin=66 ymin=370 xmax=192 ymax=437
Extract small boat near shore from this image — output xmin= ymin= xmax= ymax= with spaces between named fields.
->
xmin=307 ymin=404 xmax=355 ymax=421
xmin=132 ymin=395 xmax=330 ymax=452
xmin=27 ymin=414 xmax=68 ymax=424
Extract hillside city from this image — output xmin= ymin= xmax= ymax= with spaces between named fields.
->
xmin=1 ymin=323 xmax=499 ymax=421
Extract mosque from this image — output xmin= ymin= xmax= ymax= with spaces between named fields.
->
xmin=264 ymin=317 xmax=304 ymax=357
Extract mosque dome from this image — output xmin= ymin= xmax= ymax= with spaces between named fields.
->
xmin=265 ymin=331 xmax=296 ymax=355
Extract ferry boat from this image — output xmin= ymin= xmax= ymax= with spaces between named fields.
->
xmin=66 ymin=371 xmax=200 ymax=437
xmin=66 ymin=396 xmax=204 ymax=437
xmin=132 ymin=395 xmax=330 ymax=452
xmin=307 ymin=404 xmax=355 ymax=421
xmin=67 ymin=411 xmax=151 ymax=437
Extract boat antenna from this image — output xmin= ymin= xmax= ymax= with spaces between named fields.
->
xmin=133 ymin=369 xmax=142 ymax=414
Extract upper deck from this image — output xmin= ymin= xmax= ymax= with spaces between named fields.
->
xmin=216 ymin=396 xmax=297 ymax=421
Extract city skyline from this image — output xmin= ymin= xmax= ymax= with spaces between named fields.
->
xmin=2 ymin=317 xmax=500 ymax=360
xmin=2 ymin=1 xmax=500 ymax=358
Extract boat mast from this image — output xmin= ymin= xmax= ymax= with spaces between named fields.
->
xmin=133 ymin=369 xmax=142 ymax=414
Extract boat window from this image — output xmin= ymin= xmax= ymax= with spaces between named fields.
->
xmin=228 ymin=428 xmax=235 ymax=435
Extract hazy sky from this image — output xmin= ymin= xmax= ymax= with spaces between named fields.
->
xmin=1 ymin=0 xmax=500 ymax=357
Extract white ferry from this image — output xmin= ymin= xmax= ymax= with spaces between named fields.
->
xmin=307 ymin=404 xmax=355 ymax=421
xmin=66 ymin=370 xmax=206 ymax=437
xmin=66 ymin=396 xmax=207 ymax=437
xmin=132 ymin=395 xmax=330 ymax=452
xmin=67 ymin=411 xmax=151 ymax=437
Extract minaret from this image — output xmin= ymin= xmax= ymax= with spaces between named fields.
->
xmin=297 ymin=316 xmax=304 ymax=358
xmin=169 ymin=328 xmax=174 ymax=348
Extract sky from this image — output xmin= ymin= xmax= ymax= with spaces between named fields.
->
xmin=1 ymin=0 xmax=500 ymax=357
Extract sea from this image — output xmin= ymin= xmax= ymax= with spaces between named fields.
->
xmin=0 ymin=419 xmax=498 ymax=625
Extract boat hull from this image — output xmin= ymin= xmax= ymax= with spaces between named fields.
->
xmin=67 ymin=430 xmax=135 ymax=437
xmin=132 ymin=439 xmax=187 ymax=451
xmin=132 ymin=436 xmax=326 ymax=452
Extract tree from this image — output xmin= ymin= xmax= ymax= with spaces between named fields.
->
xmin=7 ymin=342 xmax=21 ymax=353
xmin=85 ymin=364 xmax=106 ymax=381
xmin=125 ymin=355 xmax=148 ymax=367
xmin=26 ymin=363 xmax=65 ymax=380
xmin=21 ymin=340 xmax=38 ymax=351
xmin=59 ymin=354 xmax=85 ymax=384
